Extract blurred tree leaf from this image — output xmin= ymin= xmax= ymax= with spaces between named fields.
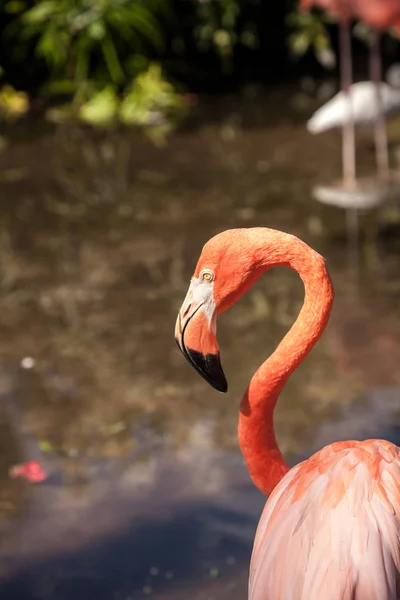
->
xmin=75 ymin=63 xmax=187 ymax=137
xmin=289 ymin=31 xmax=310 ymax=56
xmin=287 ymin=9 xmax=336 ymax=69
xmin=352 ymin=21 xmax=375 ymax=45
xmin=3 ymin=0 xmax=27 ymax=13
xmin=79 ymin=85 xmax=118 ymax=127
xmin=0 ymin=85 xmax=29 ymax=120
xmin=119 ymin=63 xmax=184 ymax=127
xmin=192 ymin=0 xmax=261 ymax=64
xmin=38 ymin=440 xmax=56 ymax=454
xmin=101 ymin=36 xmax=125 ymax=84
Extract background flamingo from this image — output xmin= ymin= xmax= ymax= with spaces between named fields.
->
xmin=175 ymin=227 xmax=400 ymax=599
xmin=307 ymin=62 xmax=400 ymax=251
xmin=300 ymin=0 xmax=356 ymax=187
xmin=352 ymin=0 xmax=400 ymax=178
xmin=307 ymin=64 xmax=400 ymax=138
xmin=304 ymin=0 xmax=400 ymax=179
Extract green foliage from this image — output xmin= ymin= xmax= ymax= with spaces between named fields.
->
xmin=4 ymin=0 xmax=168 ymax=97
xmin=119 ymin=64 xmax=185 ymax=127
xmin=287 ymin=9 xmax=336 ymax=70
xmin=193 ymin=0 xmax=260 ymax=63
xmin=0 ymin=85 xmax=29 ymax=120
xmin=0 ymin=0 xmax=277 ymax=137
xmin=2 ymin=0 xmax=190 ymax=139
xmin=76 ymin=64 xmax=187 ymax=144
xmin=79 ymin=86 xmax=119 ymax=127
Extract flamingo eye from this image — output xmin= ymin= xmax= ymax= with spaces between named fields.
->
xmin=200 ymin=269 xmax=214 ymax=283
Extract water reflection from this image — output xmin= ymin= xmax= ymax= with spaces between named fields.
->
xmin=0 ymin=94 xmax=400 ymax=597
xmin=312 ymin=175 xmax=400 ymax=278
xmin=0 ymin=413 xmax=263 ymax=599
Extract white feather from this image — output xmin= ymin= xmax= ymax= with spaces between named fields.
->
xmin=307 ymin=82 xmax=400 ymax=134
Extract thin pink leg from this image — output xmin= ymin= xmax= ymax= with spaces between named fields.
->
xmin=339 ymin=20 xmax=356 ymax=187
xmin=370 ymin=32 xmax=390 ymax=178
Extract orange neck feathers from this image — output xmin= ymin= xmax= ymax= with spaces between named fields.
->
xmin=235 ymin=230 xmax=334 ymax=495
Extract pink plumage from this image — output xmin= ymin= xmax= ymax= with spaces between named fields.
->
xmin=250 ymin=440 xmax=400 ymax=600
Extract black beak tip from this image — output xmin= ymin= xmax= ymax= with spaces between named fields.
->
xmin=215 ymin=379 xmax=228 ymax=394
xmin=185 ymin=348 xmax=228 ymax=393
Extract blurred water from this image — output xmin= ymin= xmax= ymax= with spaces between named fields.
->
xmin=0 ymin=91 xmax=400 ymax=598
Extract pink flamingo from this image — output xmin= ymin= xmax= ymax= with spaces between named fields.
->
xmin=175 ymin=227 xmax=400 ymax=599
xmin=304 ymin=0 xmax=400 ymax=179
xmin=352 ymin=0 xmax=400 ymax=179
xmin=301 ymin=0 xmax=356 ymax=187
xmin=353 ymin=0 xmax=400 ymax=30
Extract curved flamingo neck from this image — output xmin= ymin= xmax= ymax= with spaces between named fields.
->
xmin=237 ymin=231 xmax=334 ymax=496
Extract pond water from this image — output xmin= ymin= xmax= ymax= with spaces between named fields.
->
xmin=0 ymin=87 xmax=400 ymax=599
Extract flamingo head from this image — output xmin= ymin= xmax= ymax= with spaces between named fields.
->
xmin=175 ymin=229 xmax=267 ymax=393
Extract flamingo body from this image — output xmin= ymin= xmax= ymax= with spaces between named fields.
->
xmin=302 ymin=0 xmax=400 ymax=29
xmin=307 ymin=81 xmax=400 ymax=133
xmin=250 ymin=439 xmax=400 ymax=599
xmin=300 ymin=0 xmax=353 ymax=20
xmin=352 ymin=0 xmax=400 ymax=31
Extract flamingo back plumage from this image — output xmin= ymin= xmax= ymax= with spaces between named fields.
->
xmin=307 ymin=83 xmax=400 ymax=134
xmin=250 ymin=439 xmax=400 ymax=600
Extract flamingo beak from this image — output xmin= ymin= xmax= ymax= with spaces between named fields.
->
xmin=175 ymin=289 xmax=227 ymax=393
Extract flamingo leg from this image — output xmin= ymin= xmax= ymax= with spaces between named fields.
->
xmin=339 ymin=21 xmax=359 ymax=272
xmin=339 ymin=20 xmax=356 ymax=188
xmin=370 ymin=32 xmax=390 ymax=179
